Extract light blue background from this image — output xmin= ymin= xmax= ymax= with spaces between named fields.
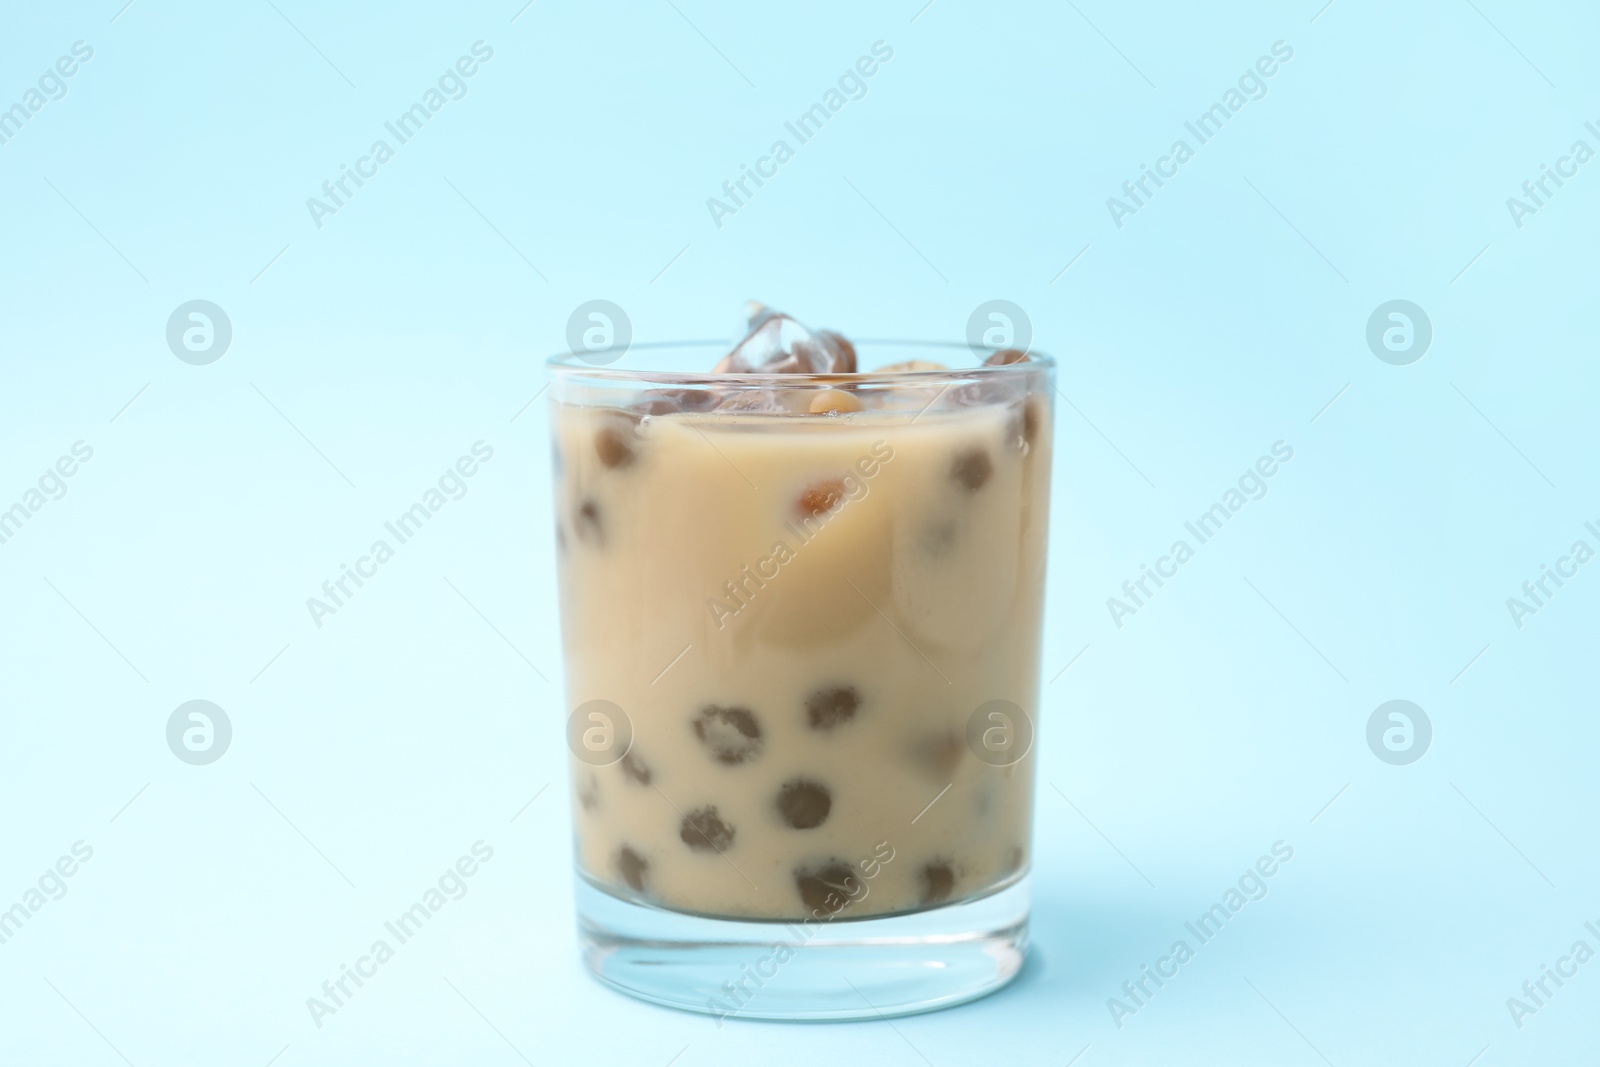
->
xmin=2 ymin=0 xmax=1596 ymax=1064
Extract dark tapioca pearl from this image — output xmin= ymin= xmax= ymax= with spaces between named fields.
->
xmin=806 ymin=685 xmax=860 ymax=730
xmin=619 ymin=751 xmax=651 ymax=786
xmin=920 ymin=860 xmax=956 ymax=904
xmin=577 ymin=774 xmax=599 ymax=812
xmin=679 ymin=806 xmax=736 ymax=852
xmin=775 ymin=779 xmax=832 ymax=829
xmin=794 ymin=860 xmax=860 ymax=913
xmin=797 ymin=479 xmax=846 ymax=518
xmin=616 ymin=846 xmax=648 ymax=892
xmin=575 ymin=499 xmax=604 ymax=545
xmin=984 ymin=348 xmax=1028 ymax=366
xmin=692 ymin=705 xmax=763 ymax=765
xmin=594 ymin=424 xmax=636 ymax=469
xmin=951 ymin=447 xmax=993 ymax=492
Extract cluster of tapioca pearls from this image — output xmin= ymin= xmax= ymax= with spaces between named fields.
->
xmin=579 ymin=683 xmax=968 ymax=912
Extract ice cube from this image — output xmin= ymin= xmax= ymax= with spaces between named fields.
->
xmin=714 ymin=305 xmax=858 ymax=375
xmin=817 ymin=330 xmax=856 ymax=373
xmin=715 ymin=313 xmax=833 ymax=375
xmin=713 ymin=388 xmax=800 ymax=413
xmin=632 ymin=388 xmax=717 ymax=416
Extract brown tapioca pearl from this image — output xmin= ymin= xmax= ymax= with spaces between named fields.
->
xmin=577 ymin=774 xmax=599 ymax=812
xmin=920 ymin=860 xmax=956 ymax=904
xmin=806 ymin=685 xmax=860 ymax=730
xmin=794 ymin=860 xmax=861 ymax=914
xmin=951 ymin=447 xmax=993 ymax=492
xmin=616 ymin=846 xmax=648 ymax=892
xmin=984 ymin=348 xmax=1028 ymax=366
xmin=574 ymin=499 xmax=604 ymax=545
xmin=594 ymin=424 xmax=635 ymax=469
xmin=691 ymin=705 xmax=763 ymax=765
xmin=775 ymin=779 xmax=832 ymax=829
xmin=619 ymin=751 xmax=651 ymax=786
xmin=679 ymin=806 xmax=736 ymax=852
xmin=797 ymin=479 xmax=846 ymax=518
xmin=808 ymin=389 xmax=861 ymax=415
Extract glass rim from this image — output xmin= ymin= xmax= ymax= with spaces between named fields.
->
xmin=545 ymin=338 xmax=1056 ymax=385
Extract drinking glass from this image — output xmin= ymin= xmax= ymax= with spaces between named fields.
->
xmin=549 ymin=340 xmax=1053 ymax=1020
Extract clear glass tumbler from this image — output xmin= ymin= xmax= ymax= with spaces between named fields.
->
xmin=548 ymin=340 xmax=1053 ymax=1021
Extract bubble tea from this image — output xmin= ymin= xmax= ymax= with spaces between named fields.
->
xmin=553 ymin=306 xmax=1052 ymax=923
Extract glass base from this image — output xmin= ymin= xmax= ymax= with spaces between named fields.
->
xmin=575 ymin=873 xmax=1030 ymax=1022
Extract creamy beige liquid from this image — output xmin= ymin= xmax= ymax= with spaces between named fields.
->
xmin=554 ymin=388 xmax=1051 ymax=920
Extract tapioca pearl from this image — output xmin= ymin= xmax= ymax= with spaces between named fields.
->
xmin=794 ymin=860 xmax=860 ymax=914
xmin=950 ymin=447 xmax=993 ymax=492
xmin=594 ymin=424 xmax=636 ymax=469
xmin=577 ymin=774 xmax=599 ymax=812
xmin=920 ymin=860 xmax=956 ymax=904
xmin=692 ymin=705 xmax=763 ymax=765
xmin=679 ymin=806 xmax=736 ymax=852
xmin=797 ymin=479 xmax=846 ymax=518
xmin=619 ymin=751 xmax=651 ymax=786
xmin=616 ymin=846 xmax=648 ymax=892
xmin=807 ymin=389 xmax=861 ymax=414
xmin=775 ymin=779 xmax=832 ymax=829
xmin=574 ymin=498 xmax=604 ymax=545
xmin=805 ymin=685 xmax=860 ymax=730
